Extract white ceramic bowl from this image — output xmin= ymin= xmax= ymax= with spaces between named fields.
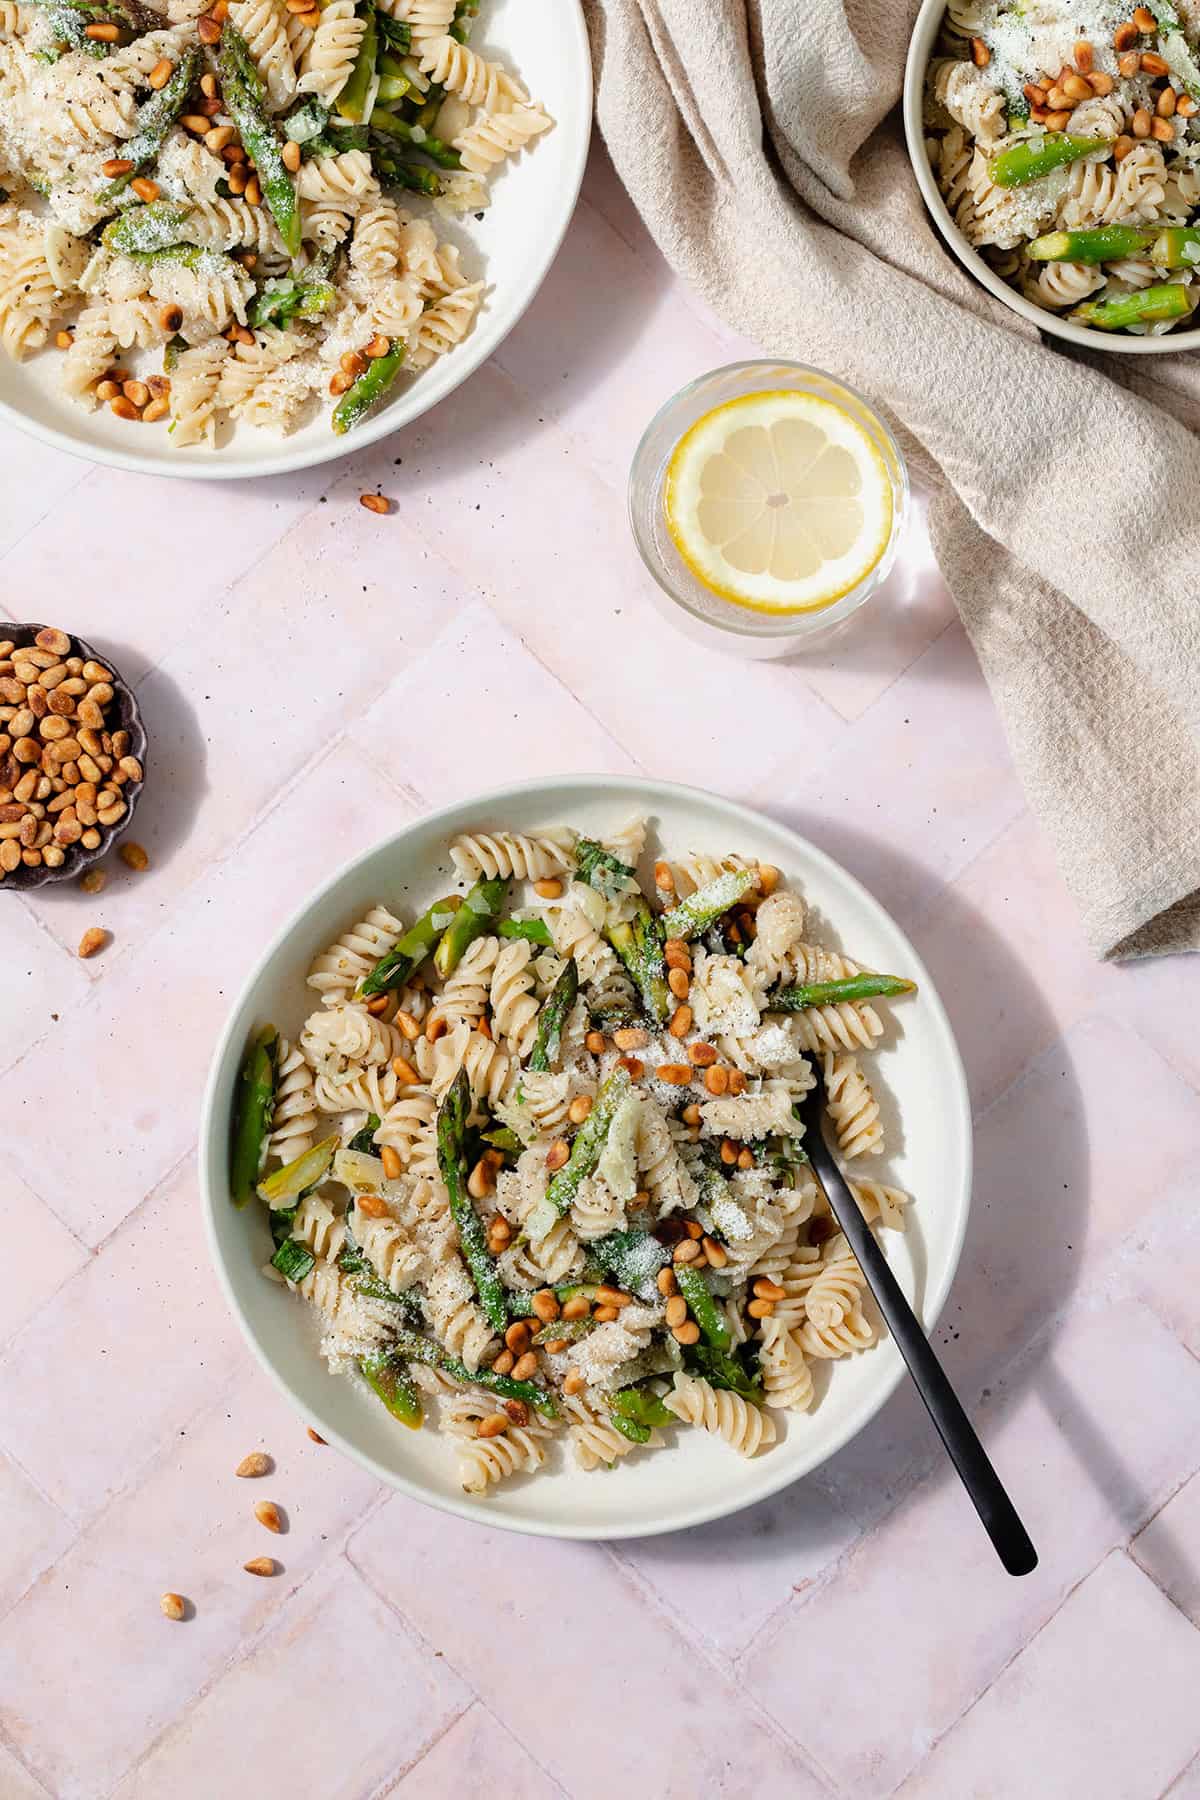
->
xmin=903 ymin=0 xmax=1200 ymax=354
xmin=0 ymin=0 xmax=592 ymax=479
xmin=200 ymin=777 xmax=972 ymax=1539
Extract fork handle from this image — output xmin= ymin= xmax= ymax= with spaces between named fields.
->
xmin=806 ymin=1132 xmax=1038 ymax=1577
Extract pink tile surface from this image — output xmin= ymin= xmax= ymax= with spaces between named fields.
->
xmin=3 ymin=153 xmax=1200 ymax=1800
xmin=897 ymin=1554 xmax=1200 ymax=1800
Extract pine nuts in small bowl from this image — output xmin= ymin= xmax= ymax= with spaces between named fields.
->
xmin=0 ymin=624 xmax=147 ymax=891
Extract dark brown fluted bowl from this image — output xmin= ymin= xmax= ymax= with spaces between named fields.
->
xmin=0 ymin=625 xmax=147 ymax=892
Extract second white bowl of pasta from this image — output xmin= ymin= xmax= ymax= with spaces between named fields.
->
xmin=200 ymin=777 xmax=972 ymax=1538
xmin=906 ymin=0 xmax=1200 ymax=352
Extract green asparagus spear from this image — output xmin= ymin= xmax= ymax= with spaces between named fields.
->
xmin=527 ymin=957 xmax=578 ymax=1073
xmin=346 ymin=1113 xmax=383 ymax=1155
xmin=256 ymin=1134 xmax=337 ymax=1205
xmin=608 ymin=1384 xmax=674 ymax=1442
xmin=270 ymin=1236 xmax=315 ymax=1282
xmin=1151 ymin=226 xmax=1200 ymax=268
xmin=531 ymin=1316 xmax=594 ymax=1347
xmin=376 ymin=14 xmax=410 ymax=52
xmin=99 ymin=46 xmax=199 ymax=200
xmin=357 ymin=894 xmax=462 ymax=998
xmin=369 ymin=107 xmax=462 ymax=167
xmin=575 ymin=836 xmax=638 ymax=900
xmin=251 ymin=252 xmax=336 ymax=328
xmin=103 ymin=200 xmax=191 ymax=254
xmin=675 ymin=1266 xmax=731 ymax=1350
xmin=497 ymin=916 xmax=554 ymax=948
xmin=336 ymin=0 xmax=377 ymax=123
xmin=29 ymin=0 xmax=157 ymax=51
xmin=218 ymin=23 xmax=301 ymax=255
xmin=282 ymin=94 xmax=329 ymax=141
xmin=412 ymin=79 xmax=445 ymax=132
xmin=230 ymin=1025 xmax=277 ymax=1206
xmin=684 ymin=1343 xmax=763 ymax=1400
xmin=607 ymin=904 xmax=669 ymax=1027
xmin=359 ymin=1351 xmax=424 ymax=1426
xmin=587 ymin=1227 xmax=669 ymax=1297
xmin=530 ymin=1065 xmax=633 ymax=1233
xmin=990 ymin=133 xmax=1107 ymax=187
xmin=772 ymin=973 xmax=916 ymax=1011
xmin=433 ymin=876 xmax=507 ymax=976
xmin=389 ymin=1324 xmax=559 ymax=1416
xmin=331 ymin=333 xmax=408 ymax=431
xmin=1071 ymin=282 xmax=1196 ymax=330
xmin=437 ymin=1070 xmax=508 ymax=1332
xmin=661 ymin=868 xmax=759 ymax=942
xmin=1028 ymin=225 xmax=1157 ymax=264
xmin=368 ymin=141 xmax=443 ymax=196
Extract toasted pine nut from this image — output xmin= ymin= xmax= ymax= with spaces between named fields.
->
xmin=1141 ymin=50 xmax=1169 ymax=74
xmin=147 ymin=56 xmax=174 ymax=88
xmin=687 ymin=1040 xmax=716 ymax=1067
xmin=477 ymin=1412 xmax=509 ymax=1439
xmin=663 ymin=938 xmax=691 ymax=970
xmin=654 ymin=860 xmax=674 ymax=892
xmin=737 ymin=1147 xmax=754 ymax=1171
xmin=109 ymin=394 xmax=140 ymax=420
xmin=340 ymin=349 xmax=367 ymax=378
xmin=236 ymin=1451 xmax=272 ymax=1478
xmin=657 ymin=1265 xmax=679 ymax=1296
xmin=616 ymin=1055 xmax=644 ymax=1080
xmin=181 ymin=112 xmax=211 ymax=135
xmin=545 ymin=1139 xmax=569 ymax=1172
xmin=656 ymin=1063 xmax=693 ymax=1085
xmin=395 ymin=1008 xmax=420 ymax=1041
xmin=1074 ymin=38 xmax=1093 ymax=70
xmin=704 ymin=1065 xmax=729 ymax=1096
xmin=307 ymin=1426 xmax=326 ymax=1444
xmin=1045 ymin=84 xmax=1073 ymax=110
xmin=1062 ymin=71 xmax=1092 ymax=99
xmin=254 ymin=1500 xmax=283 ymax=1533
xmin=205 ymin=124 xmax=236 ymax=152
xmin=282 ymin=138 xmax=302 ymax=171
xmin=511 ymin=1351 xmax=538 ymax=1381
xmin=753 ymin=1277 xmax=787 ymax=1302
xmin=85 ymin=18 xmax=120 ymax=36
xmin=80 ymin=868 xmax=106 ymax=894
xmin=970 ymin=34 xmax=989 ymax=65
xmin=361 ymin=993 xmax=389 ymax=1018
xmin=531 ymin=1288 xmax=560 ymax=1323
xmin=728 ymin=1067 xmax=747 ymax=1096
xmin=702 ymin=1236 xmax=728 ymax=1269
xmin=379 ymin=1144 xmax=403 ymax=1180
xmin=101 ymin=158 xmax=135 ymax=182
xmin=1044 ymin=108 xmax=1072 ymax=128
xmin=359 ymin=492 xmax=390 ymax=514
xmin=562 ymin=1294 xmax=591 ymax=1320
xmin=425 ymin=1013 xmax=448 ymax=1044
xmin=683 ymin=1219 xmax=703 ymax=1240
xmin=612 ymin=1026 xmax=648 ymax=1051
xmin=467 ymin=1156 xmax=494 ymax=1199
xmin=672 ymin=1320 xmax=701 ymax=1346
xmin=160 ymin=1592 xmax=187 ymax=1620
xmin=142 ymin=397 xmax=170 ymax=424
xmin=665 ymin=1295 xmax=688 ymax=1328
xmin=491 ymin=1348 xmax=515 ymax=1374
xmin=585 ymin=1029 xmax=607 ymax=1055
xmin=244 ymin=174 xmax=262 ymax=206
xmin=543 ymin=1337 xmax=569 ymax=1355
xmin=1113 ymin=16 xmax=1139 ymax=45
xmin=567 ymin=1093 xmax=593 ymax=1125
xmin=228 ymin=163 xmax=248 ymax=194
xmin=356 ymin=1193 xmax=389 ymax=1220
xmin=1157 ymin=85 xmax=1178 ymax=116
xmin=1179 ymin=92 xmax=1199 ymax=115
xmin=130 ymin=176 xmax=160 ymax=202
xmin=592 ymin=1305 xmax=619 ymax=1323
xmin=243 ymin=1557 xmax=277 ymax=1576
xmin=55 ymin=329 xmax=73 ymax=350
xmin=756 ymin=864 xmax=779 ymax=895
xmin=390 ymin=1054 xmax=420 ymax=1085
xmin=503 ymin=1398 xmax=529 ymax=1427
xmin=563 ymin=1369 xmax=585 ymax=1395
xmin=486 ymin=1222 xmax=510 ymax=1255
xmin=1023 ymin=81 xmax=1047 ymax=105
xmin=667 ymin=966 xmax=690 ymax=1000
xmin=1133 ymin=5 xmax=1157 ymax=30
xmin=365 ymin=334 xmax=391 ymax=358
xmin=1087 ymin=68 xmax=1115 ymax=93
xmin=720 ymin=1138 xmax=738 ymax=1166
xmin=532 ymin=877 xmax=563 ymax=898
xmin=78 ymin=927 xmax=108 ymax=958
xmin=197 ymin=12 xmax=222 ymax=40
xmin=673 ymin=1239 xmax=701 ymax=1264
xmin=668 ymin=1004 xmax=693 ymax=1039
xmin=594 ymin=1285 xmax=630 ymax=1308
xmin=1151 ymin=114 xmax=1176 ymax=139
xmin=747 ymin=1298 xmax=775 ymax=1320
xmin=1113 ymin=132 xmax=1135 ymax=158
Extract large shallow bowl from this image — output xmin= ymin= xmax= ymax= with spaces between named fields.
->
xmin=200 ymin=777 xmax=972 ymax=1539
xmin=0 ymin=0 xmax=592 ymax=480
xmin=903 ymin=0 xmax=1200 ymax=354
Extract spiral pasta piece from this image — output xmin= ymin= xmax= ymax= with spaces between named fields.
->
xmin=758 ymin=1320 xmax=814 ymax=1411
xmin=823 ymin=1054 xmax=884 ymax=1158
xmin=168 ymin=338 xmax=229 ymax=448
xmin=297 ymin=0 xmax=364 ymax=101
xmin=454 ymin=103 xmax=553 ymax=176
xmin=417 ymin=32 xmax=526 ymax=110
xmin=489 ymin=937 xmax=540 ymax=1057
xmin=665 ymin=1372 xmax=777 ymax=1457
xmin=307 ymin=905 xmax=405 ymax=1004
xmin=449 ymin=828 xmax=575 ymax=882
xmin=269 ymin=1037 xmax=320 ymax=1163
xmin=228 ymin=0 xmax=296 ymax=109
xmin=352 ymin=1203 xmax=426 ymax=1294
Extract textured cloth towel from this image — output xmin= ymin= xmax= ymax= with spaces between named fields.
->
xmin=586 ymin=0 xmax=1200 ymax=959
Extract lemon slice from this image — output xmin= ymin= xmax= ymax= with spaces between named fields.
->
xmin=663 ymin=390 xmax=895 ymax=615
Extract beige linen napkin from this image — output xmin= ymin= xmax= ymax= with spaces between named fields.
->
xmin=585 ymin=0 xmax=1200 ymax=959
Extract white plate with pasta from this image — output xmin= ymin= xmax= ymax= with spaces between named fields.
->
xmin=200 ymin=778 xmax=972 ymax=1539
xmin=906 ymin=0 xmax=1200 ymax=351
xmin=0 ymin=0 xmax=591 ymax=475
